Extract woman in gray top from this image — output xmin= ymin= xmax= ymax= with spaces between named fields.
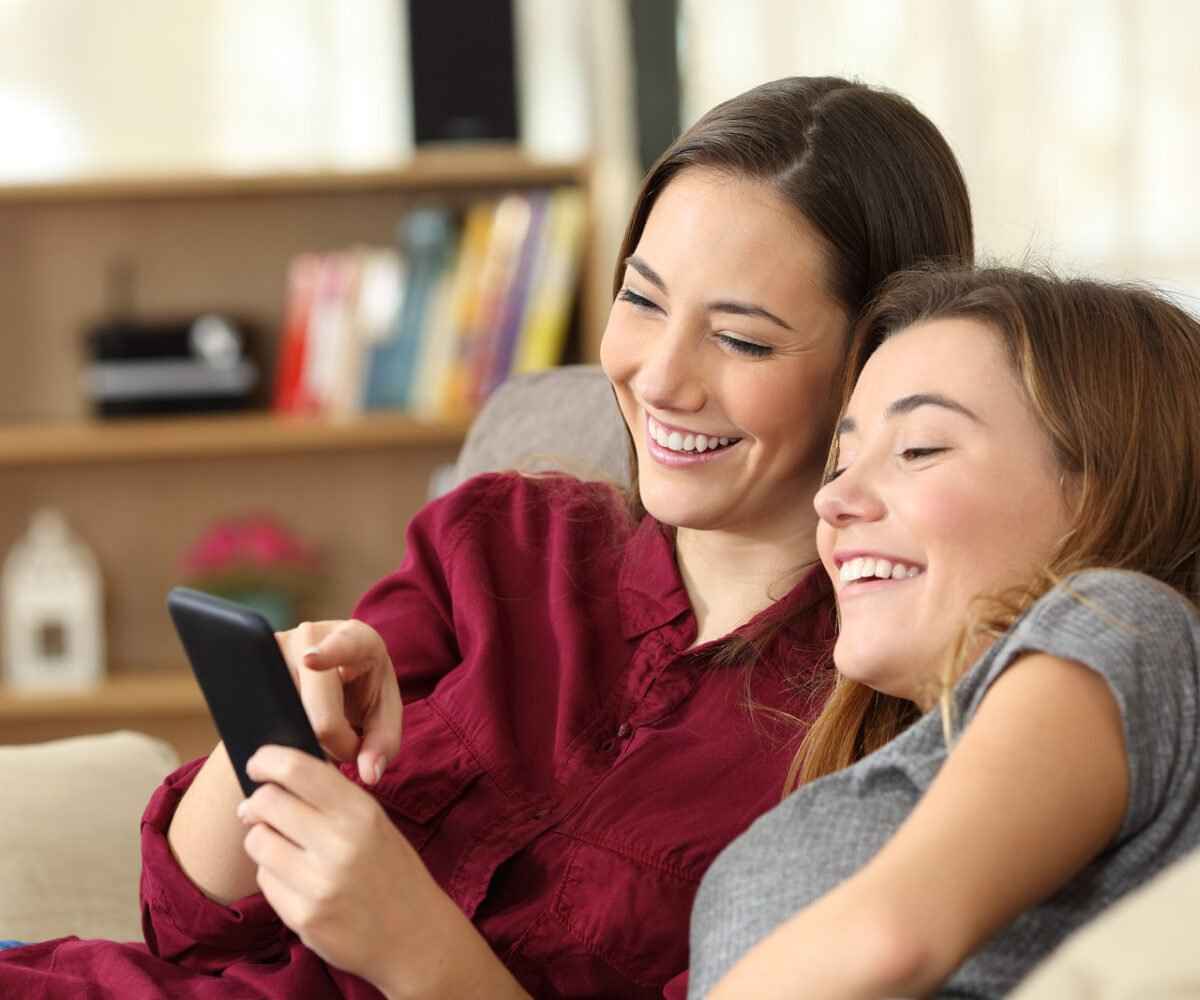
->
xmin=689 ymin=266 xmax=1200 ymax=999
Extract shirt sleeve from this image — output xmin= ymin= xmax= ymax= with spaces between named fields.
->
xmin=662 ymin=968 xmax=689 ymax=998
xmin=139 ymin=759 xmax=289 ymax=969
xmin=971 ymin=569 xmax=1200 ymax=841
xmin=352 ymin=473 xmax=503 ymax=702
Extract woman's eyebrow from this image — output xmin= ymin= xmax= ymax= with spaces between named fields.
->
xmin=887 ymin=392 xmax=982 ymax=423
xmin=624 ymin=255 xmax=794 ymax=331
xmin=835 ymin=393 xmax=982 ymax=437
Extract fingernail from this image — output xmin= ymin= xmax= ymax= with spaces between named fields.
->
xmin=303 ymin=646 xmax=321 ymax=660
xmin=236 ymin=800 xmax=248 ymax=821
xmin=374 ymin=758 xmax=385 ymax=784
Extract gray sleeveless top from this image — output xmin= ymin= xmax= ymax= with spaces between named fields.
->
xmin=688 ymin=570 xmax=1200 ymax=998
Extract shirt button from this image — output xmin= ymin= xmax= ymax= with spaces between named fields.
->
xmin=617 ymin=722 xmax=632 ymax=740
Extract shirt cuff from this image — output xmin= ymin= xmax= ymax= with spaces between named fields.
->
xmin=139 ymin=757 xmax=287 ymax=967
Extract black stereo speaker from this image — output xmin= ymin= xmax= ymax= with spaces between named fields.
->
xmin=406 ymin=0 xmax=519 ymax=145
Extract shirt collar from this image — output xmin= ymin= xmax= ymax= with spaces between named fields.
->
xmin=617 ymin=516 xmax=691 ymax=639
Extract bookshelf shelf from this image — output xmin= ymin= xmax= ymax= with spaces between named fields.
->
xmin=0 ymin=672 xmax=204 ymax=723
xmin=0 ymin=411 xmax=471 ymax=466
xmin=0 ymin=149 xmax=590 ymax=206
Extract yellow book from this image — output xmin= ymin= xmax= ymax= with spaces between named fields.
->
xmin=422 ymin=200 xmax=496 ymax=422
xmin=513 ymin=188 xmax=588 ymax=374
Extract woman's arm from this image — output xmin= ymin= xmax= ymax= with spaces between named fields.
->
xmin=167 ymin=620 xmax=403 ymax=904
xmin=709 ymin=651 xmax=1129 ymax=1000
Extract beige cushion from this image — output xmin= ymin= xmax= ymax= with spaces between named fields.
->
xmin=1010 ymin=846 xmax=1200 ymax=998
xmin=0 ymin=730 xmax=178 ymax=943
xmin=453 ymin=364 xmax=632 ymax=489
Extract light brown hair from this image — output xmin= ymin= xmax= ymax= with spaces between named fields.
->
xmin=788 ymin=265 xmax=1200 ymax=790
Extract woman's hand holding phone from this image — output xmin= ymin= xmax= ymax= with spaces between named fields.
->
xmin=274 ymin=619 xmax=404 ymax=787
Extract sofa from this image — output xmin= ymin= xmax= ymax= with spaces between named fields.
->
xmin=3 ymin=365 xmax=1198 ymax=997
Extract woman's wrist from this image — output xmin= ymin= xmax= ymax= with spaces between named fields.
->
xmin=377 ymin=882 xmax=530 ymax=1000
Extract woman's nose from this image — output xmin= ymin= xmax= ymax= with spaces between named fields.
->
xmin=634 ymin=328 xmax=705 ymax=413
xmin=813 ymin=464 xmax=886 ymax=527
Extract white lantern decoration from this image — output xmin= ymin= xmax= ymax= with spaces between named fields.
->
xmin=2 ymin=509 xmax=105 ymax=690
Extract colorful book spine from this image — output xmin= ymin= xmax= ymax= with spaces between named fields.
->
xmin=476 ymin=191 xmax=549 ymax=403
xmin=272 ymin=254 xmax=322 ymax=413
xmin=513 ymin=187 xmax=588 ymax=374
xmin=363 ymin=207 xmax=455 ymax=411
xmin=409 ymin=200 xmax=496 ymax=422
xmin=445 ymin=193 xmax=534 ymax=419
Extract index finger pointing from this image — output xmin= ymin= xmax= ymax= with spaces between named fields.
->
xmin=301 ymin=620 xmax=390 ymax=681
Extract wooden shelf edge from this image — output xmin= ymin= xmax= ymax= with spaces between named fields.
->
xmin=0 ymin=672 xmax=206 ymax=722
xmin=0 ymin=411 xmax=471 ymax=465
xmin=0 ymin=151 xmax=591 ymax=206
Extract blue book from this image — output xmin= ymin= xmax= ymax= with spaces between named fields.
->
xmin=364 ymin=207 xmax=455 ymax=411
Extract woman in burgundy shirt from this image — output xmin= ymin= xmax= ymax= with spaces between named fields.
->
xmin=0 ymin=77 xmax=972 ymax=999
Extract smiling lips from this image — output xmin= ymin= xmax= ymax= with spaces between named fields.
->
xmin=645 ymin=414 xmax=742 ymax=465
xmin=838 ymin=556 xmax=924 ymax=585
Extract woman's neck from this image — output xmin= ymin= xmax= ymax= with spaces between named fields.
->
xmin=675 ymin=520 xmax=821 ymax=647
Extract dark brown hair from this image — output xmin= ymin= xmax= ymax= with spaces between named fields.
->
xmin=612 ymin=76 xmax=974 ymax=518
xmin=789 ymin=265 xmax=1200 ymax=789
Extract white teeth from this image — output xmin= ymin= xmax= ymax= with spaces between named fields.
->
xmin=839 ymin=557 xmax=924 ymax=584
xmin=646 ymin=416 xmax=740 ymax=455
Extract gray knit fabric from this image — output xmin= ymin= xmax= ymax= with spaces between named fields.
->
xmin=687 ymin=570 xmax=1200 ymax=999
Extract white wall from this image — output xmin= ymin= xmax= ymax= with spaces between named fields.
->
xmin=680 ymin=0 xmax=1200 ymax=309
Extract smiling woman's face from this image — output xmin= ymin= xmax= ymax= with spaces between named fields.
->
xmin=814 ymin=317 xmax=1072 ymax=705
xmin=600 ymin=167 xmax=849 ymax=545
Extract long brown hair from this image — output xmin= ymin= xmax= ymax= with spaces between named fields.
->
xmin=788 ymin=265 xmax=1200 ymax=790
xmin=611 ymin=76 xmax=975 ymax=520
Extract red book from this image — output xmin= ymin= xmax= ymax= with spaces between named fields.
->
xmin=272 ymin=254 xmax=322 ymax=413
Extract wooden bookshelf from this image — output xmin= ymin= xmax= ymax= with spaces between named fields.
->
xmin=0 ymin=672 xmax=202 ymax=722
xmin=0 ymin=673 xmax=216 ymax=761
xmin=0 ymin=149 xmax=591 ymax=206
xmin=0 ymin=149 xmax=600 ymax=754
xmin=0 ymin=411 xmax=471 ymax=466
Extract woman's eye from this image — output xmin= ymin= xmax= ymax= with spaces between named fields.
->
xmin=899 ymin=446 xmax=946 ymax=462
xmin=716 ymin=333 xmax=772 ymax=358
xmin=617 ymin=287 xmax=657 ymax=311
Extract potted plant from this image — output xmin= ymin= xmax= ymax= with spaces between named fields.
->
xmin=180 ymin=514 xmax=322 ymax=631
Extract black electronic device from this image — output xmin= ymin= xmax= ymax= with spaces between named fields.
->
xmin=84 ymin=314 xmax=259 ymax=417
xmin=407 ymin=0 xmax=519 ymax=145
xmin=167 ymin=587 xmax=324 ymax=796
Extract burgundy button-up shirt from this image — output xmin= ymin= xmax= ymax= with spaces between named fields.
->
xmin=0 ymin=474 xmax=834 ymax=999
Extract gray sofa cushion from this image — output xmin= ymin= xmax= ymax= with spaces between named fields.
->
xmin=453 ymin=364 xmax=632 ymax=489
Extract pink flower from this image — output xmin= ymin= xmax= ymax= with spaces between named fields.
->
xmin=182 ymin=515 xmax=320 ymax=579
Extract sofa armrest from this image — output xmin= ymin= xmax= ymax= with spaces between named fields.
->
xmin=0 ymin=730 xmax=178 ymax=943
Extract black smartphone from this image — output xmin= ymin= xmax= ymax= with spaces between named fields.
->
xmin=167 ymin=586 xmax=324 ymax=796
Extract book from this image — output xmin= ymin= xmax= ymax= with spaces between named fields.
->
xmin=299 ymin=253 xmax=360 ymax=415
xmin=417 ymin=199 xmax=497 ymax=422
xmin=475 ymin=191 xmax=549 ymax=403
xmin=272 ymin=254 xmax=322 ymax=413
xmin=444 ymin=193 xmax=533 ymax=419
xmin=363 ymin=207 xmax=455 ymax=411
xmin=513 ymin=187 xmax=588 ymax=374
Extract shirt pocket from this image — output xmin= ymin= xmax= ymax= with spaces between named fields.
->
xmin=371 ymin=700 xmax=485 ymax=853
xmin=550 ymin=837 xmax=699 ymax=989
